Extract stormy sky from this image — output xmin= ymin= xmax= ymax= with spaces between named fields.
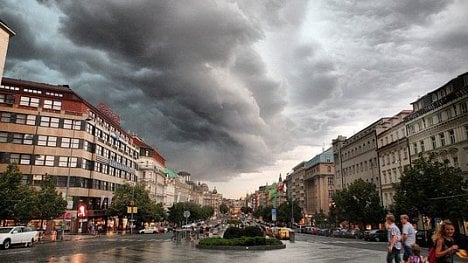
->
xmin=2 ymin=0 xmax=468 ymax=198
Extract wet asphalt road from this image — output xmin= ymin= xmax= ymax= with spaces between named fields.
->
xmin=0 ymin=233 xmax=464 ymax=263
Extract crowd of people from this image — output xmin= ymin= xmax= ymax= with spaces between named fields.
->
xmin=385 ymin=214 xmax=460 ymax=263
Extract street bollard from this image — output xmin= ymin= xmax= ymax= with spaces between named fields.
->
xmin=289 ymin=231 xmax=295 ymax=243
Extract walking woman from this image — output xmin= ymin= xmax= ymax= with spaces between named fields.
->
xmin=433 ymin=220 xmax=459 ymax=263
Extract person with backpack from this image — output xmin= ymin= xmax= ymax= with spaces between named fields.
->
xmin=386 ymin=214 xmax=402 ymax=263
xmin=430 ymin=220 xmax=459 ymax=263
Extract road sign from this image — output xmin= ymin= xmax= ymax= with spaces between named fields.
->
xmin=271 ymin=208 xmax=277 ymax=221
xmin=127 ymin=206 xmax=138 ymax=213
xmin=183 ymin=210 xmax=190 ymax=218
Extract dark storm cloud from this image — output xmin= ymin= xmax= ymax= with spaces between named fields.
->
xmin=2 ymin=0 xmax=296 ymax=180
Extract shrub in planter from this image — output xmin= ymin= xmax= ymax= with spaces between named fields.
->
xmin=223 ymin=227 xmax=243 ymax=239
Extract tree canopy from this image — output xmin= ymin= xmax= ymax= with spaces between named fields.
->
xmin=331 ymin=178 xmax=385 ymax=227
xmin=393 ymin=156 xmax=468 ymax=223
xmin=219 ymin=203 xmax=229 ymax=214
xmin=167 ymin=202 xmax=214 ymax=225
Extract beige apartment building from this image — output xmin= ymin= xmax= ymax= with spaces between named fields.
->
xmin=0 ymin=78 xmax=140 ymax=232
xmin=286 ymin=162 xmax=306 ymax=211
xmin=0 ymin=20 xmax=15 ymax=82
xmin=134 ymin=136 xmax=167 ymax=204
xmin=376 ymin=110 xmax=412 ymax=208
xmin=304 ymin=148 xmax=335 ymax=219
xmin=332 ymin=118 xmax=390 ymax=195
xmin=405 ymin=72 xmax=468 ymax=178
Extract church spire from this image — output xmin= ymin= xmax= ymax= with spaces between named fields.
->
xmin=278 ymin=173 xmax=282 ymax=182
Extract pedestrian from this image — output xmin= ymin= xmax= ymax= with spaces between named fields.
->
xmin=408 ymin=244 xmax=427 ymax=263
xmin=432 ymin=220 xmax=458 ymax=263
xmin=401 ymin=214 xmax=417 ymax=263
xmin=386 ymin=214 xmax=402 ymax=263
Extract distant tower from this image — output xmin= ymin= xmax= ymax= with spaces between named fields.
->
xmin=278 ymin=173 xmax=282 ymax=182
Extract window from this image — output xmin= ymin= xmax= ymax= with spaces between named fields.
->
xmin=59 ymin=156 xmax=68 ymax=167
xmin=0 ymin=132 xmax=7 ymax=142
xmin=403 ymin=148 xmax=408 ymax=159
xmin=1 ymin=112 xmax=12 ymax=122
xmin=40 ymin=117 xmax=50 ymax=127
xmin=465 ymin=125 xmax=468 ymax=140
xmin=328 ymin=177 xmax=334 ymax=185
xmin=413 ymin=143 xmax=418 ymax=154
xmin=420 ymin=140 xmax=425 ymax=152
xmin=26 ymin=115 xmax=36 ymax=125
xmin=0 ymin=93 xmax=14 ymax=104
xmin=71 ymin=138 xmax=79 ymax=149
xmin=12 ymin=133 xmax=23 ymax=144
xmin=61 ymin=138 xmax=70 ymax=148
xmin=431 ymin=136 xmax=437 ymax=149
xmin=35 ymin=155 xmax=45 ymax=166
xmin=63 ymin=119 xmax=73 ymax=129
xmin=453 ymin=157 xmax=459 ymax=167
xmin=43 ymin=100 xmax=62 ymax=110
xmin=440 ymin=132 xmax=445 ymax=146
xmin=9 ymin=153 xmax=20 ymax=164
xmin=428 ymin=117 xmax=433 ymax=126
xmin=50 ymin=117 xmax=60 ymax=128
xmin=23 ymin=134 xmax=34 ymax=145
xmin=461 ymin=102 xmax=467 ymax=114
xmin=449 ymin=130 xmax=455 ymax=144
xmin=437 ymin=112 xmax=442 ymax=123
xmin=45 ymin=156 xmax=55 ymax=166
xmin=20 ymin=154 xmax=31 ymax=165
xmin=73 ymin=120 xmax=81 ymax=130
xmin=15 ymin=114 xmax=26 ymax=124
xmin=447 ymin=109 xmax=453 ymax=119
xmin=19 ymin=96 xmax=40 ymax=107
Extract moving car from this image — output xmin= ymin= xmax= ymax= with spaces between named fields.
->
xmin=138 ymin=227 xmax=158 ymax=234
xmin=0 ymin=226 xmax=39 ymax=249
xmin=363 ymin=229 xmax=387 ymax=242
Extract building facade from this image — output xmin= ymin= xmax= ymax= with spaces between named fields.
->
xmin=134 ymin=136 xmax=167 ymax=204
xmin=405 ymin=72 xmax=468 ymax=178
xmin=376 ymin=110 xmax=412 ymax=208
xmin=0 ymin=78 xmax=139 ymax=232
xmin=332 ymin=118 xmax=390 ymax=195
xmin=285 ymin=162 xmax=306 ymax=211
xmin=304 ymin=148 xmax=335 ymax=218
xmin=0 ymin=20 xmax=15 ymax=83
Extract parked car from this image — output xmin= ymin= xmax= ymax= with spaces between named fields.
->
xmin=331 ymin=228 xmax=342 ymax=237
xmin=364 ymin=229 xmax=387 ymax=242
xmin=343 ymin=229 xmax=360 ymax=239
xmin=317 ymin=228 xmax=330 ymax=236
xmin=0 ymin=226 xmax=39 ymax=249
xmin=138 ymin=227 xmax=158 ymax=234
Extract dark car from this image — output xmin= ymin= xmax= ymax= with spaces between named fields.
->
xmin=416 ymin=230 xmax=433 ymax=248
xmin=364 ymin=229 xmax=387 ymax=242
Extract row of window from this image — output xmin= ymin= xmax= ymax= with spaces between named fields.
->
xmin=380 ymin=148 xmax=408 ymax=167
xmin=411 ymin=125 xmax=468 ymax=155
xmin=0 ymin=152 xmax=137 ymax=182
xmin=0 ymin=110 xmax=139 ymax=160
xmin=341 ymin=139 xmax=376 ymax=161
xmin=341 ymin=158 xmax=378 ymax=177
xmin=378 ymin=127 xmax=406 ymax=148
xmin=408 ymin=100 xmax=468 ymax=135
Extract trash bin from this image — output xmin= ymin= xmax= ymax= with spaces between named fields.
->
xmin=289 ymin=230 xmax=295 ymax=243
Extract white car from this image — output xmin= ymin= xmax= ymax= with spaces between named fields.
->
xmin=138 ymin=228 xmax=158 ymax=234
xmin=0 ymin=226 xmax=39 ymax=249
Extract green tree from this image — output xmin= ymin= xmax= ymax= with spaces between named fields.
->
xmin=393 ymin=156 xmax=468 ymax=224
xmin=332 ymin=179 xmax=385 ymax=227
xmin=0 ymin=164 xmax=39 ymax=224
xmin=277 ymin=199 xmax=302 ymax=226
xmin=34 ymin=175 xmax=67 ymax=225
xmin=167 ymin=202 xmax=213 ymax=225
xmin=219 ymin=203 xmax=229 ymax=214
xmin=106 ymin=183 xmax=162 ymax=227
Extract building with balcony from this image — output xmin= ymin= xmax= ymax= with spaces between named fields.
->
xmin=405 ymin=72 xmax=468 ymax=178
xmin=285 ymin=162 xmax=306 ymax=211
